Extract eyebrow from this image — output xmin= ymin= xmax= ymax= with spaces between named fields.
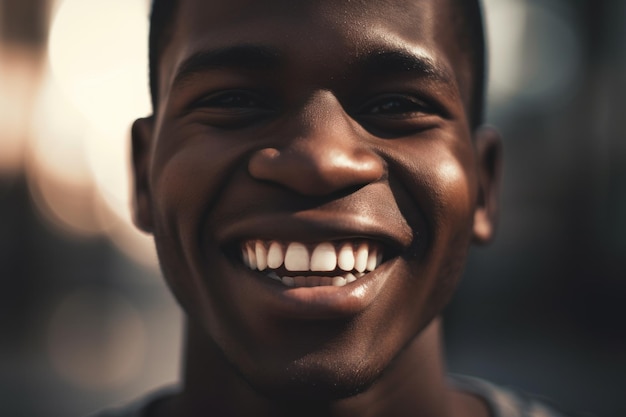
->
xmin=171 ymin=44 xmax=281 ymax=90
xmin=357 ymin=49 xmax=457 ymax=91
xmin=170 ymin=44 xmax=457 ymax=95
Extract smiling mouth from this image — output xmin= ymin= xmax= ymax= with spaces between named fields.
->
xmin=240 ymin=239 xmax=385 ymax=288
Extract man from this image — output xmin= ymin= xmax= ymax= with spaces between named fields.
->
xmin=95 ymin=0 xmax=571 ymax=415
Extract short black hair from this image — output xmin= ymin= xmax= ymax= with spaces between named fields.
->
xmin=449 ymin=1 xmax=486 ymax=128
xmin=148 ymin=0 xmax=485 ymax=127
xmin=148 ymin=0 xmax=179 ymax=112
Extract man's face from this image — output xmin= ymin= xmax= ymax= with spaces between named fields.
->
xmin=133 ymin=0 xmax=499 ymax=399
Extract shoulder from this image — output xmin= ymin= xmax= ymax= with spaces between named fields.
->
xmin=449 ymin=374 xmax=576 ymax=417
xmin=86 ymin=386 xmax=179 ymax=417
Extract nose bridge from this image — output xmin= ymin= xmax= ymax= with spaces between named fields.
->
xmin=248 ymin=92 xmax=384 ymax=195
xmin=292 ymin=91 xmax=356 ymax=165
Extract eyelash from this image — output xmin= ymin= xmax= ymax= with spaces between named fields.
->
xmin=188 ymin=90 xmax=439 ymax=133
xmin=191 ymin=90 xmax=269 ymax=110
xmin=354 ymin=93 xmax=441 ymax=135
xmin=187 ymin=90 xmax=275 ymax=128
xmin=359 ymin=94 xmax=433 ymax=117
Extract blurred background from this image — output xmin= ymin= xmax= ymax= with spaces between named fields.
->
xmin=0 ymin=0 xmax=624 ymax=416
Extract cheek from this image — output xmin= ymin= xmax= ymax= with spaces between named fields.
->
xmin=148 ymin=133 xmax=248 ymax=307
xmin=425 ymin=153 xmax=478 ymax=302
xmin=429 ymin=157 xmax=476 ymax=231
xmin=383 ymin=138 xmax=478 ymax=311
xmin=150 ymin=131 xmax=249 ymax=238
xmin=416 ymin=149 xmax=477 ymax=274
xmin=385 ymin=139 xmax=477 ymax=243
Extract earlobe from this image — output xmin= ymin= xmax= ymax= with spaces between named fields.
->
xmin=131 ymin=116 xmax=155 ymax=233
xmin=472 ymin=126 xmax=503 ymax=244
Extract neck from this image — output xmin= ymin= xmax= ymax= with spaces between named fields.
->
xmin=161 ymin=318 xmax=475 ymax=417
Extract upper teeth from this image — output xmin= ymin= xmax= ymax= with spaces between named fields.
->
xmin=241 ymin=240 xmax=384 ymax=287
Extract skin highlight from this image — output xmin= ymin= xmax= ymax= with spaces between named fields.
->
xmin=131 ymin=0 xmax=502 ymax=416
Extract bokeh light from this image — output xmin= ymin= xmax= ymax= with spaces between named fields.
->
xmin=0 ymin=46 xmax=43 ymax=176
xmin=485 ymin=0 xmax=582 ymax=112
xmin=25 ymin=0 xmax=157 ymax=265
xmin=47 ymin=0 xmax=151 ymax=137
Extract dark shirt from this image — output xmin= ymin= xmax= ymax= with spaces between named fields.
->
xmin=90 ymin=375 xmax=572 ymax=417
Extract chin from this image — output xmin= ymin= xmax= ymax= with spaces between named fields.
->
xmin=241 ymin=355 xmax=382 ymax=402
xmin=207 ymin=323 xmax=385 ymax=402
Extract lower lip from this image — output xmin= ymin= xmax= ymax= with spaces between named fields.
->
xmin=225 ymin=259 xmax=392 ymax=320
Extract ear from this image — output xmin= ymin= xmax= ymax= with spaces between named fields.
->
xmin=131 ymin=116 xmax=155 ymax=233
xmin=472 ymin=126 xmax=503 ymax=244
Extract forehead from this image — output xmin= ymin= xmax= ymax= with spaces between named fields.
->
xmin=159 ymin=0 xmax=469 ymax=107
xmin=174 ymin=0 xmax=440 ymax=32
xmin=176 ymin=0 xmax=439 ymax=36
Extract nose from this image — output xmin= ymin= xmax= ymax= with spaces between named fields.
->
xmin=248 ymin=95 xmax=384 ymax=196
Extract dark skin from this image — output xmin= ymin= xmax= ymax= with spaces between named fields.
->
xmin=131 ymin=0 xmax=502 ymax=415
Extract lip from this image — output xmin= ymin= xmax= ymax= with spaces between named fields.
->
xmin=221 ymin=251 xmax=398 ymax=319
xmin=213 ymin=213 xmax=413 ymax=319
xmin=215 ymin=211 xmax=413 ymax=249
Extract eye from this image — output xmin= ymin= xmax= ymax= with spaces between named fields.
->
xmin=188 ymin=90 xmax=275 ymax=128
xmin=196 ymin=91 xmax=263 ymax=109
xmin=357 ymin=94 xmax=439 ymax=136
xmin=361 ymin=94 xmax=431 ymax=118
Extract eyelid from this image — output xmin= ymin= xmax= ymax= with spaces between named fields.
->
xmin=353 ymin=93 xmax=446 ymax=137
xmin=358 ymin=93 xmax=436 ymax=116
xmin=189 ymin=89 xmax=272 ymax=110
xmin=181 ymin=88 xmax=278 ymax=129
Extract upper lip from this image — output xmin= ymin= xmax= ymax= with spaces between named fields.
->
xmin=215 ymin=211 xmax=412 ymax=253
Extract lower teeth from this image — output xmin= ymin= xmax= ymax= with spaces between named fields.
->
xmin=266 ymin=271 xmax=360 ymax=287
